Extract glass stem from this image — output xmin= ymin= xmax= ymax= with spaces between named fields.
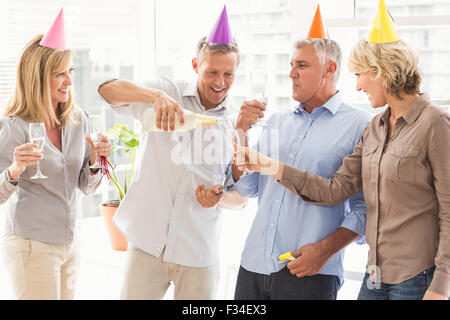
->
xmin=36 ymin=162 xmax=43 ymax=176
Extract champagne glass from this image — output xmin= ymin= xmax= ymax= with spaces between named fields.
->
xmin=29 ymin=122 xmax=48 ymax=180
xmin=233 ymin=127 xmax=255 ymax=177
xmin=89 ymin=115 xmax=104 ymax=169
xmin=248 ymin=71 xmax=268 ymax=127
xmin=216 ymin=117 xmax=236 ymax=187
xmin=217 ymin=117 xmax=254 ymax=178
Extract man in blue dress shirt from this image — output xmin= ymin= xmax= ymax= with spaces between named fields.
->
xmin=231 ymin=38 xmax=372 ymax=299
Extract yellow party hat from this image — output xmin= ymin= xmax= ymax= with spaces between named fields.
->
xmin=367 ymin=0 xmax=400 ymax=43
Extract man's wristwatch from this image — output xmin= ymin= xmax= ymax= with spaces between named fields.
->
xmin=5 ymin=169 xmax=19 ymax=186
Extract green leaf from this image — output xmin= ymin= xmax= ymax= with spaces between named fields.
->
xmin=104 ymin=123 xmax=140 ymax=202
xmin=124 ymin=138 xmax=139 ymax=148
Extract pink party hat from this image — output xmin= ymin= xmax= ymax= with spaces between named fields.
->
xmin=39 ymin=8 xmax=66 ymax=50
xmin=206 ymin=5 xmax=233 ymax=45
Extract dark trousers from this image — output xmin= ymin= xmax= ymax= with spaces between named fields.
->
xmin=234 ymin=266 xmax=340 ymax=300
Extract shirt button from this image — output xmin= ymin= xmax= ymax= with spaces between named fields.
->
xmin=289 ymin=154 xmax=294 ymax=158
xmin=298 ymin=136 xmax=302 ymax=139
xmin=276 ymin=200 xmax=280 ymax=203
xmin=271 ymin=223 xmax=275 ymax=227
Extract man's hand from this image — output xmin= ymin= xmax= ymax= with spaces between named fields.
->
xmin=235 ymin=100 xmax=266 ymax=133
xmin=98 ymin=80 xmax=184 ymax=132
xmin=152 ymin=91 xmax=184 ymax=132
xmin=287 ymin=241 xmax=333 ymax=278
xmin=195 ymin=184 xmax=224 ymax=208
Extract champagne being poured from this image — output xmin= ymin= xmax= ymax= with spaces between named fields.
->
xmin=142 ymin=109 xmax=222 ymax=132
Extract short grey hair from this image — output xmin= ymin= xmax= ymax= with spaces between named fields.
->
xmin=294 ymin=38 xmax=342 ymax=82
xmin=196 ymin=36 xmax=240 ymax=66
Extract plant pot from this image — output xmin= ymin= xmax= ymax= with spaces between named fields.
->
xmin=100 ymin=201 xmax=128 ymax=251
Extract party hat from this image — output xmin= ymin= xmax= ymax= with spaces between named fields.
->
xmin=39 ymin=8 xmax=66 ymax=50
xmin=367 ymin=0 xmax=400 ymax=43
xmin=206 ymin=5 xmax=233 ymax=45
xmin=307 ymin=4 xmax=330 ymax=39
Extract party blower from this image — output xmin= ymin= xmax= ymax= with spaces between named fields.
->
xmin=279 ymin=251 xmax=296 ymax=261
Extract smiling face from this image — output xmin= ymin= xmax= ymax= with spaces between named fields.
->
xmin=192 ymin=51 xmax=238 ymax=109
xmin=356 ymin=71 xmax=386 ymax=108
xmin=50 ymin=61 xmax=74 ymax=109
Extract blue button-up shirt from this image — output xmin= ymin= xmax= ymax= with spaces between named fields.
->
xmin=234 ymin=92 xmax=372 ymax=285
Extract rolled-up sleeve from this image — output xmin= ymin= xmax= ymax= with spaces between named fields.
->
xmin=0 ymin=171 xmax=18 ymax=204
xmin=0 ymin=120 xmax=19 ymax=204
xmin=233 ymin=171 xmax=260 ymax=198
xmin=98 ymin=79 xmax=160 ymax=122
xmin=77 ymin=162 xmax=102 ymax=195
xmin=340 ymin=189 xmax=367 ymax=244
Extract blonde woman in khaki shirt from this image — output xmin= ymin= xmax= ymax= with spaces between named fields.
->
xmin=234 ymin=39 xmax=450 ymax=300
xmin=0 ymin=34 xmax=112 ymax=299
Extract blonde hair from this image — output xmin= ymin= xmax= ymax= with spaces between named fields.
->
xmin=4 ymin=34 xmax=78 ymax=127
xmin=348 ymin=39 xmax=422 ymax=99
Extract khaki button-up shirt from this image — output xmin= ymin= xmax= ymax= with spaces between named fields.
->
xmin=279 ymin=94 xmax=450 ymax=297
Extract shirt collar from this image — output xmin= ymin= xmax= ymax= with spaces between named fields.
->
xmin=293 ymin=91 xmax=343 ymax=116
xmin=182 ymin=80 xmax=229 ymax=112
xmin=402 ymin=93 xmax=430 ymax=126
xmin=379 ymin=93 xmax=430 ymax=126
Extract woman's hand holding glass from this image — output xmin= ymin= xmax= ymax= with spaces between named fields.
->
xmin=7 ymin=143 xmax=43 ymax=181
xmin=233 ymin=144 xmax=283 ymax=180
xmin=88 ymin=115 xmax=106 ymax=169
xmin=233 ymin=100 xmax=265 ymax=178
xmin=86 ymin=135 xmax=112 ymax=170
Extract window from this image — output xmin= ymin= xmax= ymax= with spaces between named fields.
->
xmin=253 ymin=54 xmax=268 ymax=70
xmin=275 ymin=54 xmax=290 ymax=69
xmin=1 ymin=0 xmax=449 ymax=300
xmin=0 ymin=0 xmax=153 ymax=217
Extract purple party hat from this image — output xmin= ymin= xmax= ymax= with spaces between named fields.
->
xmin=206 ymin=5 xmax=233 ymax=45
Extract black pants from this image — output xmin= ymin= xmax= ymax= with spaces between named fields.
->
xmin=234 ymin=266 xmax=340 ymax=300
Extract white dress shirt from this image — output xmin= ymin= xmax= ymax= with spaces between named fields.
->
xmin=104 ymin=77 xmax=233 ymax=267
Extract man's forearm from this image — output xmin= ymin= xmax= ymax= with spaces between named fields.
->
xmin=98 ymin=79 xmax=160 ymax=105
xmin=320 ymin=227 xmax=360 ymax=257
xmin=218 ymin=190 xmax=247 ymax=210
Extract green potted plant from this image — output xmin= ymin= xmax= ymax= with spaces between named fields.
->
xmin=100 ymin=123 xmax=139 ymax=251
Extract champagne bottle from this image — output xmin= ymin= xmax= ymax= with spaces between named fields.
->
xmin=142 ymin=109 xmax=221 ymax=132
